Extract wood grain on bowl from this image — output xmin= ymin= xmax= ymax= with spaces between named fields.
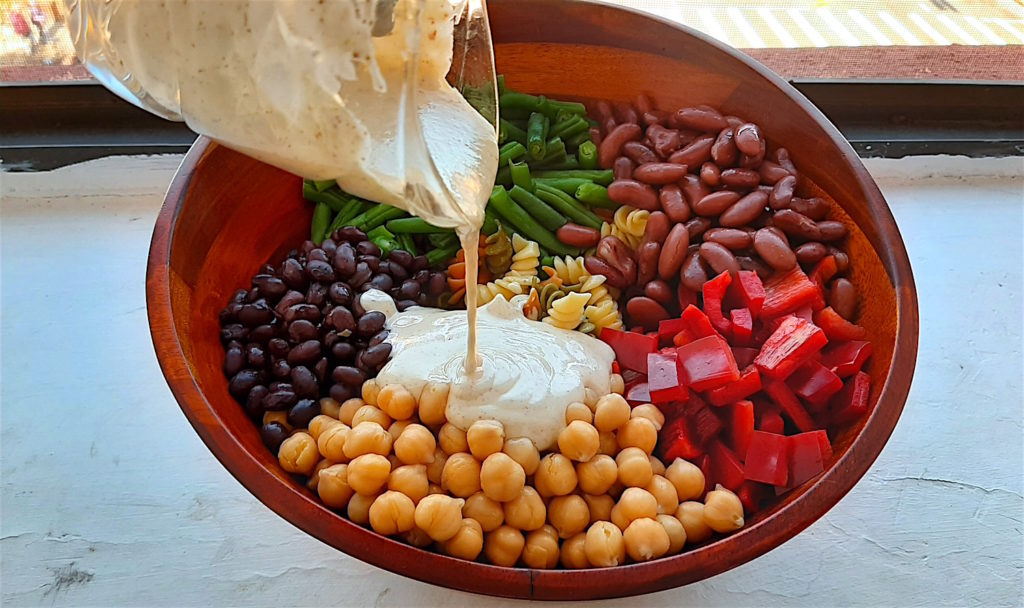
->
xmin=147 ymin=0 xmax=917 ymax=600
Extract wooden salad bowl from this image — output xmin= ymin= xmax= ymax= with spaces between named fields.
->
xmin=146 ymin=0 xmax=918 ymax=599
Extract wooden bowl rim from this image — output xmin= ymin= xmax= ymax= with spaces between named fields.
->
xmin=146 ymin=2 xmax=918 ymax=599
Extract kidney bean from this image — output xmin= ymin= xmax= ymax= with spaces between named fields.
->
xmin=614 ymin=102 xmax=639 ymax=125
xmin=613 ymin=156 xmax=634 ymax=180
xmin=223 ymin=348 xmax=246 ymax=378
xmin=597 ymin=235 xmax=638 ymax=282
xmin=774 ymin=147 xmax=798 ymax=176
xmin=724 ymin=115 xmax=744 ymax=128
xmin=635 ymin=94 xmax=654 ymax=114
xmin=739 ymin=141 xmax=767 ymax=169
xmin=829 ymin=248 xmax=850 ymax=273
xmin=228 ymin=369 xmax=263 ymax=399
xmin=550 ymin=224 xmax=596 ymax=250
xmin=704 ymin=227 xmax=752 ymax=250
xmin=734 ymin=123 xmax=764 ymax=156
xmin=595 ymin=100 xmax=615 ymax=125
xmin=638 ymin=282 xmax=671 ymax=309
xmin=817 ymin=221 xmax=848 ymax=242
xmin=585 ymin=257 xmax=628 ymax=290
xmin=657 ymin=224 xmax=690 ymax=280
xmin=645 ymin=123 xmax=681 ymax=157
xmin=668 ymin=135 xmax=715 ymax=167
xmin=698 ymin=241 xmax=740 ymax=278
xmin=238 ymin=301 xmax=274 ymax=327
xmin=684 ymin=217 xmax=713 ymax=240
xmin=829 ymin=278 xmax=858 ymax=320
xmin=770 ymin=175 xmax=797 ymax=210
xmin=349 ymin=261 xmax=372 ymax=289
xmin=758 ymin=161 xmax=791 ymax=185
xmin=672 ymin=106 xmax=728 ymax=132
xmin=332 ymin=365 xmax=366 ymax=387
xmin=790 ymin=197 xmax=830 ymax=221
xmin=636 ymin=241 xmax=661 ymax=285
xmin=622 ymin=141 xmax=658 ymax=166
xmin=679 ymin=250 xmax=709 ymax=292
xmin=608 ymin=179 xmax=659 ymax=211
xmin=700 ymin=162 xmax=721 ymax=186
xmin=658 ymin=185 xmax=691 ymax=223
xmin=357 ymin=311 xmax=387 ymax=337
xmin=718 ymin=190 xmax=768 ymax=228
xmin=711 ymin=127 xmax=739 ymax=167
xmin=360 ymin=343 xmax=393 ymax=370
xmin=290 ymin=366 xmax=319 ymax=398
xmin=252 ymin=274 xmax=287 ymax=299
xmin=773 ymin=209 xmax=823 ymax=241
xmin=753 ymin=228 xmax=797 ymax=271
xmin=641 ymin=212 xmax=671 ymax=246
xmin=737 ymin=255 xmax=773 ymax=280
xmin=794 ymin=241 xmax=827 ymax=265
xmin=270 ymin=358 xmax=291 ymax=379
xmin=694 ymin=190 xmax=741 ymax=216
xmin=332 ymin=243 xmax=357 ymax=278
xmin=626 ymin=296 xmax=670 ymax=330
xmin=287 ymin=340 xmax=321 ymax=366
xmin=331 ymin=341 xmax=356 ymax=362
xmin=720 ymin=168 xmax=760 ymax=189
xmin=598 ymin=123 xmax=642 ymax=168
xmin=245 ymin=386 xmax=269 ymax=419
xmin=642 ymin=110 xmax=670 ymax=128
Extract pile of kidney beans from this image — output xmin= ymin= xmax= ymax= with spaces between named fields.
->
xmin=584 ymin=98 xmax=858 ymax=329
xmin=218 ymin=226 xmax=447 ymax=439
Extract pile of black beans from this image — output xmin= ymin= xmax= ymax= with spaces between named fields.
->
xmin=218 ymin=226 xmax=448 ymax=450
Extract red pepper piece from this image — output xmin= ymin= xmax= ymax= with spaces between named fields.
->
xmin=697 ymin=453 xmax=714 ymax=495
xmin=758 ymin=408 xmax=785 ymax=434
xmin=708 ymin=440 xmax=746 ymax=490
xmin=793 ymin=305 xmax=815 ymax=322
xmin=736 ymin=481 xmax=766 ymax=514
xmin=786 ymin=359 xmax=844 ymax=411
xmin=658 ymin=415 xmax=703 ymax=461
xmin=730 ymin=307 xmax=753 ymax=346
xmin=744 ymin=431 xmax=790 ymax=487
xmin=691 ymin=402 xmax=724 ymax=446
xmin=829 ymin=371 xmax=871 ymax=426
xmin=675 ymin=334 xmax=740 ymax=392
xmin=733 ymin=270 xmax=765 ymax=319
xmin=648 ymin=351 xmax=689 ymax=404
xmin=670 ymin=304 xmax=719 ymax=347
xmin=820 ymin=340 xmax=873 ymax=378
xmin=754 ymin=315 xmax=828 ymax=380
xmin=809 ymin=255 xmax=838 ymax=288
xmin=611 ymin=360 xmax=621 ymax=374
xmin=725 ymin=400 xmax=755 ymax=460
xmin=813 ymin=306 xmax=868 ymax=341
xmin=816 ymin=430 xmax=834 ymax=461
xmin=625 ymin=381 xmax=651 ymax=406
xmin=658 ymin=317 xmax=688 ymax=345
xmin=600 ymin=327 xmax=658 ymax=373
xmin=731 ymin=346 xmax=760 ymax=369
xmin=708 ymin=365 xmax=762 ymax=406
xmin=762 ymin=266 xmax=823 ymax=319
xmin=787 ymin=430 xmax=831 ymax=487
xmin=763 ymin=378 xmax=818 ymax=433
xmin=702 ymin=270 xmax=733 ymax=335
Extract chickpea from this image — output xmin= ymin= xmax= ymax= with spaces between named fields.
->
xmin=317 ymin=422 xmax=350 ymax=462
xmin=479 ymin=453 xmax=526 ymax=502
xmin=278 ymin=432 xmax=319 ymax=475
xmin=617 ymin=417 xmax=658 ymax=454
xmin=417 ymin=381 xmax=450 ymax=428
xmin=616 ymin=447 xmax=654 ymax=488
xmin=502 ymin=486 xmax=546 ymax=531
xmin=521 ymin=525 xmax=560 ymax=569
xmin=387 ymin=419 xmax=412 ymax=443
xmin=377 ymin=384 xmax=416 ymax=421
xmin=607 ymin=481 xmax=625 ymax=500
xmin=402 ymin=527 xmax=433 ymax=548
xmin=347 ymin=492 xmax=377 ymax=525
xmin=646 ymin=474 xmax=680 ymax=515
xmin=703 ymin=485 xmax=745 ymax=533
xmin=583 ymin=493 xmax=615 ymax=524
xmin=624 ymin=517 xmax=671 ymax=562
xmin=441 ymin=518 xmax=484 ymax=561
xmin=338 ymin=397 xmax=364 ymax=426
xmin=656 ymin=514 xmax=687 ymax=555
xmin=319 ymin=396 xmax=342 ymax=420
xmin=598 ymin=431 xmax=619 ymax=456
xmin=438 ymin=423 xmax=469 ymax=455
xmin=394 ymin=424 xmax=437 ymax=465
xmin=631 ymin=404 xmax=665 ymax=430
xmin=343 ymin=421 xmax=392 ymax=458
xmin=388 ymin=453 xmax=402 ymax=470
xmin=440 ymin=452 xmax=481 ymax=498
xmin=351 ymin=404 xmax=392 ymax=429
xmin=609 ymin=373 xmax=625 ymax=395
xmin=346 ymin=454 xmax=392 ymax=495
xmin=462 ymin=491 xmax=504 ymax=532
xmin=413 ymin=494 xmax=465 ymax=541
xmin=611 ymin=487 xmax=658 ymax=531
xmin=427 ymin=483 xmax=445 ymax=495
xmin=318 ymin=464 xmax=354 ymax=509
xmin=583 ymin=387 xmax=601 ymax=411
xmin=308 ymin=414 xmax=340 ymax=440
xmin=584 ymin=521 xmax=626 ymax=567
xmin=676 ymin=501 xmax=714 ymax=544
xmin=484 ymin=525 xmax=525 ymax=567
xmin=534 ymin=454 xmax=578 ymax=497
xmin=665 ymin=458 xmax=706 ymax=501
xmin=557 ymin=420 xmax=600 ymax=462
xmin=425 ymin=448 xmax=447 ymax=484
xmin=466 ymin=420 xmax=505 ymax=460
xmin=565 ymin=401 xmax=593 ymax=424
xmin=649 ymin=455 xmax=666 ymax=477
xmin=361 ymin=378 xmax=381 ymax=406
xmin=263 ymin=410 xmax=292 ymax=431
xmin=306 ymin=458 xmax=333 ymax=492
xmin=368 ymin=491 xmax=416 ymax=535
xmin=547 ymin=495 xmax=590 ymax=539
xmin=576 ymin=454 xmax=618 ymax=495
xmin=388 ymin=464 xmax=429 ymax=503
xmin=502 ymin=437 xmax=540 ymax=475
xmin=560 ymin=533 xmax=589 ymax=569
xmin=593 ymin=393 xmax=630 ymax=432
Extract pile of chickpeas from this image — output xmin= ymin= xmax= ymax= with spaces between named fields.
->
xmin=271 ymin=374 xmax=746 ymax=568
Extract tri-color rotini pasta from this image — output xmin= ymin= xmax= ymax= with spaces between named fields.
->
xmin=542 ymin=291 xmax=591 ymax=330
xmin=600 ymin=205 xmax=649 ymax=250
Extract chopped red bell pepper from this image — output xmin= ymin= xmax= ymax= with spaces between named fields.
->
xmin=786 ymin=359 xmax=844 ymax=411
xmin=731 ymin=346 xmax=760 ymax=369
xmin=813 ymin=306 xmax=868 ymax=341
xmin=744 ymin=431 xmax=790 ymax=487
xmin=725 ymin=400 xmax=755 ymax=460
xmin=690 ymin=402 xmax=724 ymax=446
xmin=708 ymin=365 xmax=762 ymax=406
xmin=611 ymin=360 xmax=621 ymax=374
xmin=625 ymin=381 xmax=651 ymax=405
xmin=815 ymin=429 xmax=834 ymax=461
xmin=697 ymin=453 xmax=714 ymax=495
xmin=820 ymin=340 xmax=873 ymax=378
xmin=829 ymin=370 xmax=871 ymax=426
xmin=787 ymin=430 xmax=831 ymax=487
xmin=702 ymin=271 xmax=733 ymax=335
xmin=793 ymin=305 xmax=815 ymax=322
xmin=761 ymin=266 xmax=823 ymax=319
xmin=754 ymin=316 xmax=828 ymax=380
xmin=658 ymin=415 xmax=703 ymax=461
xmin=736 ymin=481 xmax=766 ymax=514
xmin=708 ymin=440 xmax=746 ymax=490
xmin=621 ymin=367 xmax=644 ymax=386
xmin=730 ymin=307 xmax=753 ymax=346
xmin=732 ymin=270 xmax=765 ymax=319
xmin=648 ymin=351 xmax=689 ymax=403
xmin=809 ymin=255 xmax=838 ymax=288
xmin=763 ymin=378 xmax=818 ymax=433
xmin=675 ymin=334 xmax=740 ymax=392
xmin=600 ymin=327 xmax=658 ymax=373
xmin=670 ymin=305 xmax=719 ymax=346
xmin=756 ymin=401 xmax=786 ymax=434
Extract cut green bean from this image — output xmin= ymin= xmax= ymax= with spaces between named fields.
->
xmin=311 ymin=202 xmax=331 ymax=244
xmin=358 ymin=205 xmax=406 ymax=231
xmin=312 ymin=179 xmax=337 ymax=192
xmin=328 ymin=198 xmax=367 ymax=232
xmin=575 ymin=182 xmax=618 ymax=209
xmin=534 ymin=183 xmax=603 ymax=229
xmin=489 ymin=186 xmax=576 ymax=255
xmin=500 ymin=92 xmax=547 ymax=114
xmin=566 ymin=129 xmax=593 ymax=148
xmin=526 ymin=112 xmax=549 ymax=160
xmin=386 ymin=217 xmax=450 ymax=234
xmin=509 ymin=185 xmax=567 ymax=232
xmin=549 ymin=115 xmax=588 ymax=140
xmin=534 ymin=169 xmax=614 ymax=186
xmin=428 ymin=232 xmax=459 ymax=249
xmin=426 ymin=243 xmax=459 ymax=267
xmin=531 ymin=137 xmax=567 ymax=170
xmin=547 ymin=100 xmax=587 ymax=116
xmin=499 ymin=119 xmax=527 ymax=145
xmin=482 ymin=208 xmax=500 ymax=236
xmin=367 ymin=225 xmax=399 ymax=256
xmin=537 ymin=156 xmax=579 ymax=171
xmin=396 ymin=233 xmax=418 ymax=256
xmin=533 ymin=177 xmax=592 ymax=194
xmin=302 ymin=182 xmax=350 ymax=212
xmin=540 ymin=255 xmax=555 ymax=268
xmin=498 ymin=141 xmax=527 ymax=167
xmin=578 ymin=141 xmax=599 ymax=169
xmin=509 ymin=161 xmax=533 ymax=192
xmin=343 ymin=203 xmax=381 ymax=231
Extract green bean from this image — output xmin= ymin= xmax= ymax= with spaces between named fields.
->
xmin=428 ymin=232 xmax=459 ymax=249
xmin=500 ymin=107 xmax=533 ymax=121
xmin=548 ymin=100 xmax=587 ymax=117
xmin=509 ymin=185 xmax=566 ymax=232
xmin=509 ymin=161 xmax=533 ymax=192
xmin=311 ymin=202 xmax=331 ymax=244
xmin=489 ymin=186 xmax=576 ymax=255
xmin=499 ymin=119 xmax=527 ymax=145
xmin=358 ymin=205 xmax=406 ymax=231
xmin=531 ymin=137 xmax=567 ymax=170
xmin=366 ymin=225 xmax=393 ymax=241
xmin=482 ymin=208 xmax=500 ymax=236
xmin=566 ymin=130 xmax=593 ymax=148
xmin=343 ymin=203 xmax=381 ymax=231
xmin=302 ymin=182 xmax=350 ymax=212
xmin=312 ymin=179 xmax=337 ymax=192
xmin=526 ymin=112 xmax=549 ymax=160
xmin=495 ymin=165 xmax=512 ymax=187
xmin=534 ymin=169 xmax=614 ymax=186
xmin=500 ymin=92 xmax=547 ymax=114
xmin=367 ymin=226 xmax=399 ymax=256
xmin=575 ymin=182 xmax=618 ymax=209
xmin=578 ymin=141 xmax=598 ymax=169
xmin=549 ymin=115 xmax=588 ymax=140
xmin=534 ymin=183 xmax=603 ymax=229
xmin=540 ymin=255 xmax=555 ymax=268
xmin=386 ymin=217 xmax=450 ymax=234
xmin=328 ymin=198 xmax=367 ymax=232
xmin=537 ymin=156 xmax=578 ymax=171
xmin=533 ymin=177 xmax=591 ymax=194
xmin=426 ymin=243 xmax=459 ymax=267
xmin=397 ymin=233 xmax=418 ymax=256
xmin=498 ymin=141 xmax=527 ymax=168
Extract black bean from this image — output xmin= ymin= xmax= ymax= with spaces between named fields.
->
xmin=226 ymin=339 xmax=245 ymax=352
xmin=388 ymin=249 xmax=413 ymax=269
xmin=238 ymin=301 xmax=274 ymax=327
xmin=220 ymin=324 xmax=248 ymax=343
xmin=300 ymin=240 xmax=317 ymax=255
xmin=332 ymin=365 xmax=366 ymax=386
xmin=332 ymin=243 xmax=357 ymax=278
xmin=290 ymin=365 xmax=319 ymax=398
xmin=368 ymin=274 xmax=394 ymax=292
xmin=306 ymin=260 xmax=335 ymax=283
xmin=245 ymin=385 xmax=269 ymax=419
xmin=326 ymin=307 xmax=356 ymax=334
xmin=328 ymin=282 xmax=353 ymax=306
xmin=246 ymin=344 xmax=267 ymax=368
xmin=288 ymin=399 xmax=321 ymax=428
xmin=263 ymin=388 xmax=298 ymax=411
xmin=231 ymin=289 xmax=250 ymax=304
xmin=274 ymin=291 xmax=305 ymax=316
xmin=308 ymin=248 xmax=329 ymax=263
xmin=252 ymin=274 xmax=287 ymax=299
xmin=331 ymin=341 xmax=356 ymax=362
xmin=314 ymin=357 xmax=328 ymax=384
xmin=396 ymin=299 xmax=416 ymax=312
xmin=329 ymin=383 xmax=354 ymax=403
xmin=270 ymin=358 xmax=291 ymax=379
xmin=415 ymin=293 xmax=430 ymax=307
xmin=321 ymin=239 xmax=337 ymax=256
xmin=357 ymin=241 xmax=381 ymax=257
xmin=334 ymin=226 xmax=366 ymax=244
xmin=322 ymin=330 xmax=340 ymax=348
xmin=260 ymin=422 xmax=289 ymax=452
xmin=349 ymin=262 xmax=372 ymax=289
xmin=219 ymin=303 xmax=241 ymax=325
xmin=288 ymin=319 xmax=318 ymax=343
xmin=305 ymin=282 xmax=328 ymax=307
xmin=252 ymin=324 xmax=277 ymax=344
xmin=411 ymin=255 xmax=429 ymax=272
xmin=413 ymin=269 xmax=430 ymax=284
xmin=224 ymin=348 xmax=246 ymax=377
xmin=387 ymin=262 xmax=409 ymax=282
xmin=369 ymin=330 xmax=389 ymax=347
xmin=285 ymin=304 xmax=321 ymax=324
xmin=281 ymin=258 xmax=307 ymax=289
xmin=427 ymin=272 xmax=446 ymax=297
xmin=398 ymin=279 xmax=421 ymax=300
xmin=229 ymin=369 xmax=263 ymax=399
xmin=351 ymin=293 xmax=367 ymax=318
xmin=357 ymin=311 xmax=386 ymax=337
xmin=268 ymin=338 xmax=290 ymax=357
xmin=361 ymin=255 xmax=381 ymax=273
xmin=268 ymin=381 xmax=291 ymax=393
xmin=247 ymin=288 xmax=261 ymax=303
xmin=287 ymin=340 xmax=321 ymax=366
xmin=360 ymin=343 xmax=392 ymax=369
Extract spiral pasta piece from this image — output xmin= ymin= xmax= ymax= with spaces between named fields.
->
xmin=542 ymin=291 xmax=590 ymax=330
xmin=475 ymin=274 xmax=538 ymax=306
xmin=506 ymin=233 xmax=541 ymax=277
xmin=583 ymin=299 xmax=624 ymax=336
xmin=483 ymin=229 xmax=513 ymax=276
xmin=551 ymin=256 xmax=589 ymax=286
xmin=600 ymin=205 xmax=648 ymax=250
